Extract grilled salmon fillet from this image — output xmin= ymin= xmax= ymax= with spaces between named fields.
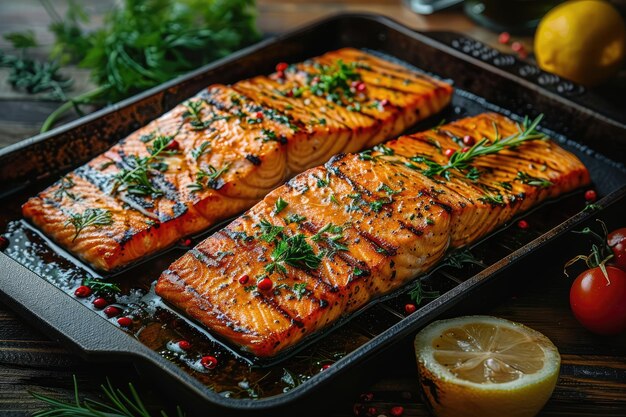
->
xmin=156 ymin=113 xmax=590 ymax=358
xmin=22 ymin=48 xmax=453 ymax=271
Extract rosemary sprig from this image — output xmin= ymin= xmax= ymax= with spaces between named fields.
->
xmin=421 ymin=115 xmax=547 ymax=180
xmin=113 ymin=134 xmax=177 ymax=197
xmin=83 ymin=277 xmax=121 ymax=294
xmin=191 ymin=142 xmax=211 ymax=160
xmin=65 ymin=208 xmax=113 ymax=241
xmin=265 ymin=233 xmax=322 ymax=275
xmin=31 ymin=375 xmax=185 ymax=417
xmin=516 ymin=171 xmax=553 ymax=188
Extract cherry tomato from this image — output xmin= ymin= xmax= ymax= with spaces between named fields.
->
xmin=569 ymin=266 xmax=626 ymax=335
xmin=608 ymin=227 xmax=626 ymax=272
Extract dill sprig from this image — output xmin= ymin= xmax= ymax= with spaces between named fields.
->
xmin=65 ymin=208 xmax=113 ymax=241
xmin=31 ymin=375 xmax=185 ymax=417
xmin=421 ymin=115 xmax=547 ymax=180
xmin=53 ymin=176 xmax=78 ymax=201
xmin=113 ymin=134 xmax=177 ymax=197
xmin=187 ymin=163 xmax=231 ymax=192
xmin=265 ymin=233 xmax=323 ymax=275
xmin=408 ymin=280 xmax=440 ymax=306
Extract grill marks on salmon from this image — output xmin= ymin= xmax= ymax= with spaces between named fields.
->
xmin=156 ymin=113 xmax=590 ymax=358
xmin=22 ymin=48 xmax=453 ymax=271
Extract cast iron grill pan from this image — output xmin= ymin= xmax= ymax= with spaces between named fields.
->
xmin=0 ymin=14 xmax=625 ymax=412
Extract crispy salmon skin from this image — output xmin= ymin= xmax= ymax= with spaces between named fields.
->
xmin=22 ymin=48 xmax=452 ymax=271
xmin=156 ymin=113 xmax=590 ymax=358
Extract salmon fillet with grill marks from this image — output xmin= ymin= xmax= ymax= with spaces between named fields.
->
xmin=155 ymin=113 xmax=590 ymax=358
xmin=22 ymin=48 xmax=453 ymax=271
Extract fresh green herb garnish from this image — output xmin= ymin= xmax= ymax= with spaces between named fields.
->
xmin=285 ymin=213 xmax=306 ymax=224
xmin=353 ymin=267 xmax=365 ymax=276
xmin=274 ymin=197 xmax=288 ymax=214
xmin=311 ymin=223 xmax=349 ymax=257
xmin=478 ymin=193 xmax=506 ymax=206
xmin=53 ymin=176 xmax=78 ymax=201
xmin=308 ymin=60 xmax=361 ymax=104
xmin=265 ymin=233 xmax=322 ymax=275
xmin=292 ymin=282 xmax=307 ymax=300
xmin=0 ymin=30 xmax=73 ymax=100
xmin=188 ymin=163 xmax=231 ymax=192
xmin=373 ymin=144 xmax=395 ymax=156
xmin=83 ymin=277 xmax=121 ymax=294
xmin=497 ymin=181 xmax=513 ymax=191
xmin=258 ymin=219 xmax=284 ymax=243
xmin=39 ymin=0 xmax=260 ymax=132
xmin=516 ymin=171 xmax=553 ymax=188
xmin=408 ymin=280 xmax=440 ymax=305
xmin=442 ymin=248 xmax=485 ymax=269
xmin=113 ymin=134 xmax=177 ymax=197
xmin=30 ymin=375 xmax=186 ymax=417
xmin=191 ymin=141 xmax=211 ymax=160
xmin=369 ymin=198 xmax=392 ymax=213
xmin=422 ymin=115 xmax=547 ymax=180
xmin=65 ymin=208 xmax=113 ymax=241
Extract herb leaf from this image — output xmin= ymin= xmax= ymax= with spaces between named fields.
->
xmin=421 ymin=115 xmax=547 ymax=180
xmin=516 ymin=171 xmax=553 ymax=188
xmin=274 ymin=197 xmax=288 ymax=214
xmin=266 ymin=234 xmax=322 ymax=275
xmin=65 ymin=208 xmax=113 ymax=241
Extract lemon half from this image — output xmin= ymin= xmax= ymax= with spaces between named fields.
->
xmin=414 ymin=316 xmax=560 ymax=417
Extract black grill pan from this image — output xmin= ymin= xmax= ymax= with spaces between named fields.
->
xmin=1 ymin=13 xmax=625 ymax=414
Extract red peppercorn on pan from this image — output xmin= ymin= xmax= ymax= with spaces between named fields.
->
xmin=156 ymin=113 xmax=590 ymax=357
xmin=22 ymin=48 xmax=453 ymax=271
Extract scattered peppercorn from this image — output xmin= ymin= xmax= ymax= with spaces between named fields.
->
xmin=117 ymin=317 xmax=133 ymax=327
xmin=444 ymin=148 xmax=455 ymax=158
xmin=178 ymin=340 xmax=192 ymax=351
xmin=104 ymin=305 xmax=121 ymax=318
xmin=321 ymin=364 xmax=331 ymax=371
xmin=257 ymin=277 xmax=273 ymax=291
xmin=360 ymin=392 xmax=374 ymax=402
xmin=93 ymin=297 xmax=108 ymax=309
xmin=255 ymin=111 xmax=264 ymax=119
xmin=498 ymin=32 xmax=511 ymax=44
xmin=404 ymin=303 xmax=417 ymax=314
xmin=517 ymin=219 xmax=529 ymax=229
xmin=390 ymin=406 xmax=404 ymax=416
xmin=584 ymin=189 xmax=597 ymax=202
xmin=200 ymin=355 xmax=218 ymax=369
xmin=238 ymin=274 xmax=249 ymax=285
xmin=165 ymin=139 xmax=180 ymax=151
xmin=276 ymin=62 xmax=288 ymax=72
xmin=462 ymin=135 xmax=475 ymax=146
xmin=74 ymin=285 xmax=92 ymax=298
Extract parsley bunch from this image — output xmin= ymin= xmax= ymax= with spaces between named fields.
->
xmin=38 ymin=0 xmax=260 ymax=131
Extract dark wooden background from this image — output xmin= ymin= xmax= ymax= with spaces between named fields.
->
xmin=1 ymin=1 xmax=626 ymax=416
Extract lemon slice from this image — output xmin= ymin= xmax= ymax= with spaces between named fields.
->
xmin=414 ymin=316 xmax=560 ymax=417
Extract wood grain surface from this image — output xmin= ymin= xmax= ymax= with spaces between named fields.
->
xmin=1 ymin=1 xmax=625 ymax=416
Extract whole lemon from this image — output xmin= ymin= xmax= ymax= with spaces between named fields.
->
xmin=535 ymin=0 xmax=626 ymax=86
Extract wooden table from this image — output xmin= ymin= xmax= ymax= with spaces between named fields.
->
xmin=1 ymin=1 xmax=625 ymax=416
